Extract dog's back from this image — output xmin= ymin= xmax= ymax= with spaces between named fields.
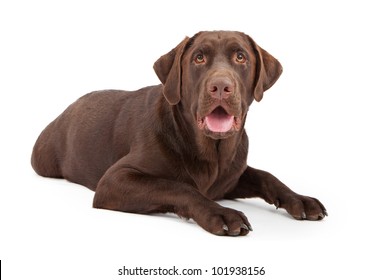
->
xmin=31 ymin=87 xmax=161 ymax=190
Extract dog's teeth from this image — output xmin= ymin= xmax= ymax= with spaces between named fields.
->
xmin=301 ymin=212 xmax=307 ymax=219
xmin=222 ymin=224 xmax=229 ymax=231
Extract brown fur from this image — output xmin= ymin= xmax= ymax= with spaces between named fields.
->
xmin=31 ymin=31 xmax=327 ymax=236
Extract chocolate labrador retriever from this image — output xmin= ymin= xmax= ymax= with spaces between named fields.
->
xmin=31 ymin=31 xmax=327 ymax=236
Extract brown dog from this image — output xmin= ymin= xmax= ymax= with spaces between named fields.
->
xmin=31 ymin=31 xmax=327 ymax=236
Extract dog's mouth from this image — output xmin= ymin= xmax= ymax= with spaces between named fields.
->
xmin=205 ymin=106 xmax=234 ymax=133
xmin=197 ymin=106 xmax=241 ymax=137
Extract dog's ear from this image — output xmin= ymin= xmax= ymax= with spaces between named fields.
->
xmin=247 ymin=36 xmax=283 ymax=102
xmin=153 ymin=37 xmax=190 ymax=105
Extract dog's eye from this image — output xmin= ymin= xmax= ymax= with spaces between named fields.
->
xmin=235 ymin=52 xmax=247 ymax=63
xmin=195 ymin=54 xmax=206 ymax=64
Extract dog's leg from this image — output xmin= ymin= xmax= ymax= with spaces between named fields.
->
xmin=93 ymin=163 xmax=252 ymax=236
xmin=225 ymin=166 xmax=327 ymax=220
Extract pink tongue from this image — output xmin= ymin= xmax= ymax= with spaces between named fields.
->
xmin=205 ymin=107 xmax=234 ymax=133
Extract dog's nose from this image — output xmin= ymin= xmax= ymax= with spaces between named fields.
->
xmin=208 ymin=77 xmax=234 ymax=100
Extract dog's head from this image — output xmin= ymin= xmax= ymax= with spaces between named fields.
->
xmin=154 ymin=31 xmax=282 ymax=140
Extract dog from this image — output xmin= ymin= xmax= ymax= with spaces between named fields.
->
xmin=31 ymin=31 xmax=327 ymax=236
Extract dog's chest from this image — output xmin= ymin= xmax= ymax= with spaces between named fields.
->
xmin=181 ymin=156 xmax=239 ymax=199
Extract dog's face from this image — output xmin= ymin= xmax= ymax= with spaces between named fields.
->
xmin=183 ymin=31 xmax=257 ymax=139
xmin=154 ymin=31 xmax=283 ymax=140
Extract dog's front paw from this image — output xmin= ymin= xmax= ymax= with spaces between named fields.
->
xmin=275 ymin=194 xmax=328 ymax=221
xmin=193 ymin=204 xmax=252 ymax=236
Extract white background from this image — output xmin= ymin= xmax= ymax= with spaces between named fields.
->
xmin=1 ymin=0 xmax=380 ymax=279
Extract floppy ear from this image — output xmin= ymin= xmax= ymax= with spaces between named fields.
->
xmin=153 ymin=37 xmax=190 ymax=105
xmin=248 ymin=37 xmax=283 ymax=102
